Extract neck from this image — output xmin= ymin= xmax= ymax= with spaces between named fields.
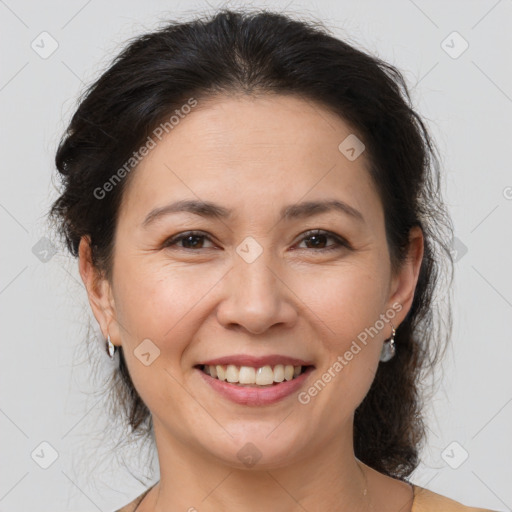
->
xmin=143 ymin=418 xmax=372 ymax=512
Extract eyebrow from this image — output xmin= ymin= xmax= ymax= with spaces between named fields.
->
xmin=142 ymin=198 xmax=365 ymax=228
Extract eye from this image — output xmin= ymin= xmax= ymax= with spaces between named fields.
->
xmin=162 ymin=231 xmax=216 ymax=250
xmin=294 ymin=229 xmax=349 ymax=251
xmin=162 ymin=229 xmax=350 ymax=252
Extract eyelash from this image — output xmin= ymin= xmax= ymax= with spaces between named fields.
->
xmin=162 ymin=229 xmax=350 ymax=252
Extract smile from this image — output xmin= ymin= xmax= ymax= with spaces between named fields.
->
xmin=199 ymin=363 xmax=309 ymax=387
xmin=195 ymin=364 xmax=316 ymax=406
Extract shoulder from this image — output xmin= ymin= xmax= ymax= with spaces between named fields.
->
xmin=114 ymin=486 xmax=153 ymax=512
xmin=412 ymin=484 xmax=500 ymax=512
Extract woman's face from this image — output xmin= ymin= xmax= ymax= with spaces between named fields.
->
xmin=81 ymin=93 xmax=422 ymax=469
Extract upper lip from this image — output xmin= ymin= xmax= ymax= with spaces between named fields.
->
xmin=197 ymin=355 xmax=315 ymax=368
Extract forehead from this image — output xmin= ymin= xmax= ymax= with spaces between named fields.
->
xmin=118 ymin=94 xmax=382 ymax=227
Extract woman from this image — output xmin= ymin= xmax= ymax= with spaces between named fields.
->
xmin=48 ymin=8 xmax=498 ymax=512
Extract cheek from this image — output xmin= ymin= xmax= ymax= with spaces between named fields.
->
xmin=111 ymin=261 xmax=213 ymax=420
xmin=292 ymin=259 xmax=390 ymax=342
xmin=291 ymin=260 xmax=388 ymax=406
xmin=114 ymin=257 xmax=213 ymax=341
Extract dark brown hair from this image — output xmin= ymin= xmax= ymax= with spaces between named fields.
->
xmin=48 ymin=8 xmax=454 ymax=482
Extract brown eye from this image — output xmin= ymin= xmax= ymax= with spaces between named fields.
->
xmin=296 ymin=230 xmax=349 ymax=251
xmin=163 ymin=231 xmax=215 ymax=250
xmin=162 ymin=229 xmax=349 ymax=252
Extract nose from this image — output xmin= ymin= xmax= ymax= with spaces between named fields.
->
xmin=216 ymin=253 xmax=298 ymax=335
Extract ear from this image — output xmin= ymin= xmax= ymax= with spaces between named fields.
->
xmin=387 ymin=225 xmax=424 ymax=325
xmin=78 ymin=236 xmax=120 ymax=347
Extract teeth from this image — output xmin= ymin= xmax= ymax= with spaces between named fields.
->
xmin=216 ymin=365 xmax=226 ymax=381
xmin=284 ymin=364 xmax=294 ymax=381
xmin=202 ymin=364 xmax=305 ymax=386
xmin=239 ymin=366 xmax=256 ymax=384
xmin=256 ymin=365 xmax=274 ymax=385
xmin=225 ymin=364 xmax=239 ymax=383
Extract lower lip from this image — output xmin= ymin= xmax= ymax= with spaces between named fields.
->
xmin=196 ymin=366 xmax=315 ymax=406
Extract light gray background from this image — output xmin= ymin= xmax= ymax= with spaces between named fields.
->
xmin=1 ymin=0 xmax=511 ymax=511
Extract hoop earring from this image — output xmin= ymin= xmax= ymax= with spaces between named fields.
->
xmin=106 ymin=333 xmax=116 ymax=359
xmin=379 ymin=324 xmax=396 ymax=362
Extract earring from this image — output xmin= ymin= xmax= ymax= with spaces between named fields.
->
xmin=106 ymin=333 xmax=116 ymax=359
xmin=379 ymin=324 xmax=396 ymax=362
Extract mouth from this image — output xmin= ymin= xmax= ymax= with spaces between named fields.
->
xmin=194 ymin=363 xmax=315 ymax=406
xmin=194 ymin=363 xmax=313 ymax=388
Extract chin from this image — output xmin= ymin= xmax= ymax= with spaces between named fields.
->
xmin=196 ymin=428 xmax=307 ymax=470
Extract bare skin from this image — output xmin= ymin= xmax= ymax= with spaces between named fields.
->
xmin=79 ymin=93 xmax=422 ymax=512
